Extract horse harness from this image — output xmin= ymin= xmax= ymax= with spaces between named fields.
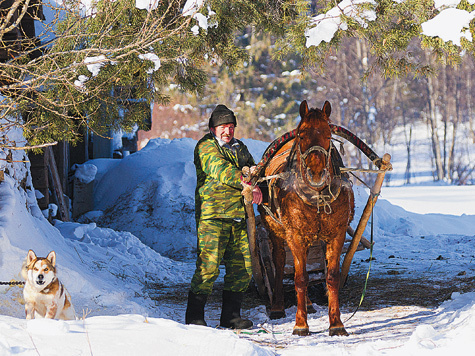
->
xmin=257 ymin=136 xmax=351 ymax=225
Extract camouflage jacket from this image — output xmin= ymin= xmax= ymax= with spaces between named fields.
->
xmin=194 ymin=133 xmax=255 ymax=223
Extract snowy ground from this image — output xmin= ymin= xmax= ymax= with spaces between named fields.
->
xmin=1 ymin=0 xmax=474 ymax=353
xmin=1 ymin=134 xmax=474 ymax=355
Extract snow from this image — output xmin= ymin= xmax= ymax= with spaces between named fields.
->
xmin=381 ymin=185 xmax=475 ymax=215
xmin=182 ymin=0 xmax=205 ymax=17
xmin=135 ymin=0 xmax=217 ymax=35
xmin=74 ymin=75 xmax=89 ymax=89
xmin=379 ymin=121 xmax=475 ymax=186
xmin=434 ymin=0 xmax=475 ymax=9
xmin=138 ymin=53 xmax=161 ymax=74
xmin=2 ymin=0 xmax=475 ymax=353
xmin=305 ymin=0 xmax=377 ymax=48
xmin=181 ymin=0 xmax=217 ymax=35
xmin=74 ymin=164 xmax=97 ymax=184
xmin=421 ymin=8 xmax=475 ymax=46
xmin=1 ymin=131 xmax=475 ymax=355
xmin=304 ymin=0 xmax=475 ymax=48
xmin=135 ymin=0 xmax=159 ymax=11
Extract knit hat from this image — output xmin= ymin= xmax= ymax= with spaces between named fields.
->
xmin=208 ymin=104 xmax=237 ymax=128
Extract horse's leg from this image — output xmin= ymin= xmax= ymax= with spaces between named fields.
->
xmin=269 ymin=235 xmax=286 ymax=319
xmin=305 ymin=248 xmax=316 ymax=314
xmin=289 ymin=243 xmax=310 ymax=336
xmin=325 ymin=235 xmax=348 ymax=336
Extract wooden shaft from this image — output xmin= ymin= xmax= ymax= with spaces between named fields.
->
xmin=242 ymin=166 xmax=266 ymax=295
xmin=346 ymin=226 xmax=372 ymax=249
xmin=340 ymin=153 xmax=391 ymax=288
xmin=245 ymin=202 xmax=265 ymax=296
xmin=47 ymin=146 xmax=70 ymax=222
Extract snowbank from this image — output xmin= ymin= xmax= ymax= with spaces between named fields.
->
xmin=88 ymin=137 xmax=268 ymax=257
xmin=0 ymin=172 xmax=189 ymax=319
xmin=0 ymin=134 xmax=474 ymax=355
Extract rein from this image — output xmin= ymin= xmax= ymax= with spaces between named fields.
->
xmin=343 ymin=196 xmax=375 ymax=324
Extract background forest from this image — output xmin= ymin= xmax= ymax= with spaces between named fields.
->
xmin=143 ymin=32 xmax=475 ymax=186
xmin=2 ymin=0 xmax=475 ymax=187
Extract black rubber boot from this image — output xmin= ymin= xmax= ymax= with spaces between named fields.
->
xmin=185 ymin=291 xmax=208 ymax=326
xmin=219 ymin=290 xmax=253 ymax=329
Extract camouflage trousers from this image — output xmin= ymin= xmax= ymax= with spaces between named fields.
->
xmin=190 ymin=218 xmax=252 ymax=295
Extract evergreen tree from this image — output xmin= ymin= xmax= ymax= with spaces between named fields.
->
xmin=0 ymin=0 xmax=299 ymax=147
xmin=1 ymin=0 xmax=475 ymax=149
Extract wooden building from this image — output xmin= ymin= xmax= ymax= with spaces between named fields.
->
xmin=0 ymin=0 xmax=44 ymax=62
xmin=2 ymin=2 xmax=150 ymax=221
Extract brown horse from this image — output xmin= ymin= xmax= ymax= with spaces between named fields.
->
xmin=257 ymin=100 xmax=354 ymax=336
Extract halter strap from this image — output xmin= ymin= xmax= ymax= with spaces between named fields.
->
xmin=297 ymin=140 xmax=332 ymax=190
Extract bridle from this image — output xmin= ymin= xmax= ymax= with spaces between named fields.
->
xmin=288 ymin=125 xmax=333 ymax=191
xmin=283 ymin=121 xmax=341 ymax=214
xmin=254 ymin=111 xmax=345 ymax=219
xmin=297 ymin=139 xmax=332 ymax=190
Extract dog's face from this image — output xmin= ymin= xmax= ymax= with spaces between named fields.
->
xmin=26 ymin=250 xmax=57 ymax=290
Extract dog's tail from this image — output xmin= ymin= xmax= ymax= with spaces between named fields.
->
xmin=21 ymin=258 xmax=28 ymax=281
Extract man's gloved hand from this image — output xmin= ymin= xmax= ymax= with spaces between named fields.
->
xmin=241 ymin=166 xmax=262 ymax=205
xmin=252 ymin=185 xmax=262 ymax=205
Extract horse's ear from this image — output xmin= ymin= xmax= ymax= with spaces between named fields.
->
xmin=322 ymin=101 xmax=331 ymax=119
xmin=300 ymin=100 xmax=309 ymax=119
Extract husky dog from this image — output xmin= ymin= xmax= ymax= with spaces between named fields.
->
xmin=22 ymin=250 xmax=76 ymax=320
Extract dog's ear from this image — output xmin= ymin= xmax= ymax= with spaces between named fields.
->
xmin=27 ymin=250 xmax=37 ymax=264
xmin=46 ymin=251 xmax=56 ymax=267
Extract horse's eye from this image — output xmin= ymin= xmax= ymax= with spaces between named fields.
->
xmin=44 ymin=268 xmax=49 ymax=272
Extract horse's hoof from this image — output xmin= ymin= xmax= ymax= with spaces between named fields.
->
xmin=269 ymin=310 xmax=286 ymax=320
xmin=292 ymin=327 xmax=310 ymax=336
xmin=307 ymin=304 xmax=317 ymax=314
xmin=329 ymin=327 xmax=349 ymax=336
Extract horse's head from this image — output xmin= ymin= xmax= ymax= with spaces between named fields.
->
xmin=297 ymin=100 xmax=332 ymax=150
xmin=294 ymin=100 xmax=333 ymax=187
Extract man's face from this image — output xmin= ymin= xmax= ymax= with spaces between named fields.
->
xmin=211 ymin=123 xmax=235 ymax=144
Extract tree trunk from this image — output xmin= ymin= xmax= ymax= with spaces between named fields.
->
xmin=448 ymin=69 xmax=462 ymax=182
xmin=442 ymin=65 xmax=448 ymax=178
xmin=402 ymin=108 xmax=412 ymax=184
xmin=426 ymin=75 xmax=444 ymax=181
xmin=466 ymin=65 xmax=475 ymax=144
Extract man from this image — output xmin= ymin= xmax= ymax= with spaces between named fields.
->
xmin=185 ymin=104 xmax=262 ymax=329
